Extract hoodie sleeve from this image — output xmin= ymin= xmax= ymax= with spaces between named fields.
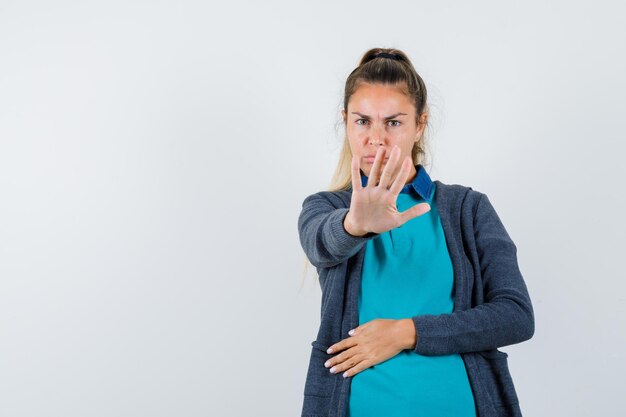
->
xmin=411 ymin=193 xmax=535 ymax=355
xmin=297 ymin=192 xmax=380 ymax=269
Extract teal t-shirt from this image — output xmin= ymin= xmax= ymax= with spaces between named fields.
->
xmin=347 ymin=168 xmax=476 ymax=417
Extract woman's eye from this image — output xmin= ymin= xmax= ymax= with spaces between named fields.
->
xmin=355 ymin=119 xmax=400 ymax=126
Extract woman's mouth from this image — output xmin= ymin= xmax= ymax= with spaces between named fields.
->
xmin=364 ymin=156 xmax=388 ymax=164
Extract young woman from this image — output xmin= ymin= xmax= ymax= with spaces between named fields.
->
xmin=297 ymin=48 xmax=535 ymax=417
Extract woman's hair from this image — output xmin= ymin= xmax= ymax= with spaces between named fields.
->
xmin=327 ymin=47 xmax=432 ymax=193
xmin=299 ymin=47 xmax=432 ymax=290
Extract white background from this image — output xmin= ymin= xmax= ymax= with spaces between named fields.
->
xmin=1 ymin=1 xmax=624 ymax=416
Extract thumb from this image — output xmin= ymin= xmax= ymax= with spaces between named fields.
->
xmin=399 ymin=202 xmax=431 ymax=224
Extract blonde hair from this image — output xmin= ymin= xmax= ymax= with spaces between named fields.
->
xmin=299 ymin=47 xmax=433 ymax=290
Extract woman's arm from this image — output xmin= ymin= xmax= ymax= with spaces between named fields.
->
xmin=297 ymin=192 xmax=379 ymax=269
xmin=410 ymin=193 xmax=535 ymax=355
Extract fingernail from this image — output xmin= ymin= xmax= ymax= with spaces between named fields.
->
xmin=348 ymin=329 xmax=355 ymax=336
xmin=330 ymin=366 xmax=337 ymax=373
xmin=327 ymin=347 xmax=333 ymax=354
xmin=343 ymin=372 xmax=349 ymax=378
xmin=324 ymin=360 xmax=330 ymax=368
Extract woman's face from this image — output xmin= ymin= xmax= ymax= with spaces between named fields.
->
xmin=342 ymin=82 xmax=426 ymax=182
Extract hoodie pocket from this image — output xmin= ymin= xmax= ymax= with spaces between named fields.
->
xmin=303 ymin=340 xmax=336 ymax=398
xmin=475 ymin=349 xmax=519 ymax=407
xmin=311 ymin=340 xmax=330 ymax=353
xmin=477 ymin=348 xmax=509 ymax=360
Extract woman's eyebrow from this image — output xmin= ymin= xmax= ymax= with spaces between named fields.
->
xmin=351 ymin=112 xmax=407 ymax=119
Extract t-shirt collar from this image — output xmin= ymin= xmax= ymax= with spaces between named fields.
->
xmin=359 ymin=163 xmax=434 ymax=201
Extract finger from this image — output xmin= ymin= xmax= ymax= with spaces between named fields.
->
xmin=367 ymin=147 xmax=386 ymax=188
xmin=325 ymin=348 xmax=354 ymax=370
xmin=329 ymin=352 xmax=365 ymax=375
xmin=399 ymin=201 xmax=431 ymax=224
xmin=350 ymin=154 xmax=363 ymax=192
xmin=342 ymin=357 xmax=371 ymax=378
xmin=388 ymin=156 xmax=411 ymax=195
xmin=327 ymin=335 xmax=357 ymax=354
xmin=378 ymin=146 xmax=401 ymax=190
xmin=327 ymin=343 xmax=339 ymax=354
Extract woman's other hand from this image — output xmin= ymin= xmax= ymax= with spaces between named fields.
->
xmin=323 ymin=318 xmax=417 ymax=378
xmin=344 ymin=145 xmax=431 ymax=237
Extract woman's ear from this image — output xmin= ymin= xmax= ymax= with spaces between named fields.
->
xmin=416 ymin=112 xmax=428 ymax=136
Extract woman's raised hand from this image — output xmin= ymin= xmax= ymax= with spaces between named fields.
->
xmin=344 ymin=145 xmax=431 ymax=236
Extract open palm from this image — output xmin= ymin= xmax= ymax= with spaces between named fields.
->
xmin=346 ymin=146 xmax=431 ymax=236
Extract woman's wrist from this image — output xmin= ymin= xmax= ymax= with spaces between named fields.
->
xmin=344 ymin=211 xmax=368 ymax=237
xmin=397 ymin=318 xmax=417 ymax=350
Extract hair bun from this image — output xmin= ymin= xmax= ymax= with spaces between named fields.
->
xmin=370 ymin=52 xmax=404 ymax=61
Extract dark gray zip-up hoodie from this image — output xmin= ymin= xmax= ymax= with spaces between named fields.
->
xmin=297 ymin=177 xmax=535 ymax=417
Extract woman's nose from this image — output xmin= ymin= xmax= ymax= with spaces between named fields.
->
xmin=370 ymin=124 xmax=385 ymax=145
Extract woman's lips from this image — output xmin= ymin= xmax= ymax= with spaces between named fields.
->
xmin=364 ymin=156 xmax=388 ymax=163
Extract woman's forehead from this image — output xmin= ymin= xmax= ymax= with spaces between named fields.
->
xmin=348 ymin=86 xmax=414 ymax=114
